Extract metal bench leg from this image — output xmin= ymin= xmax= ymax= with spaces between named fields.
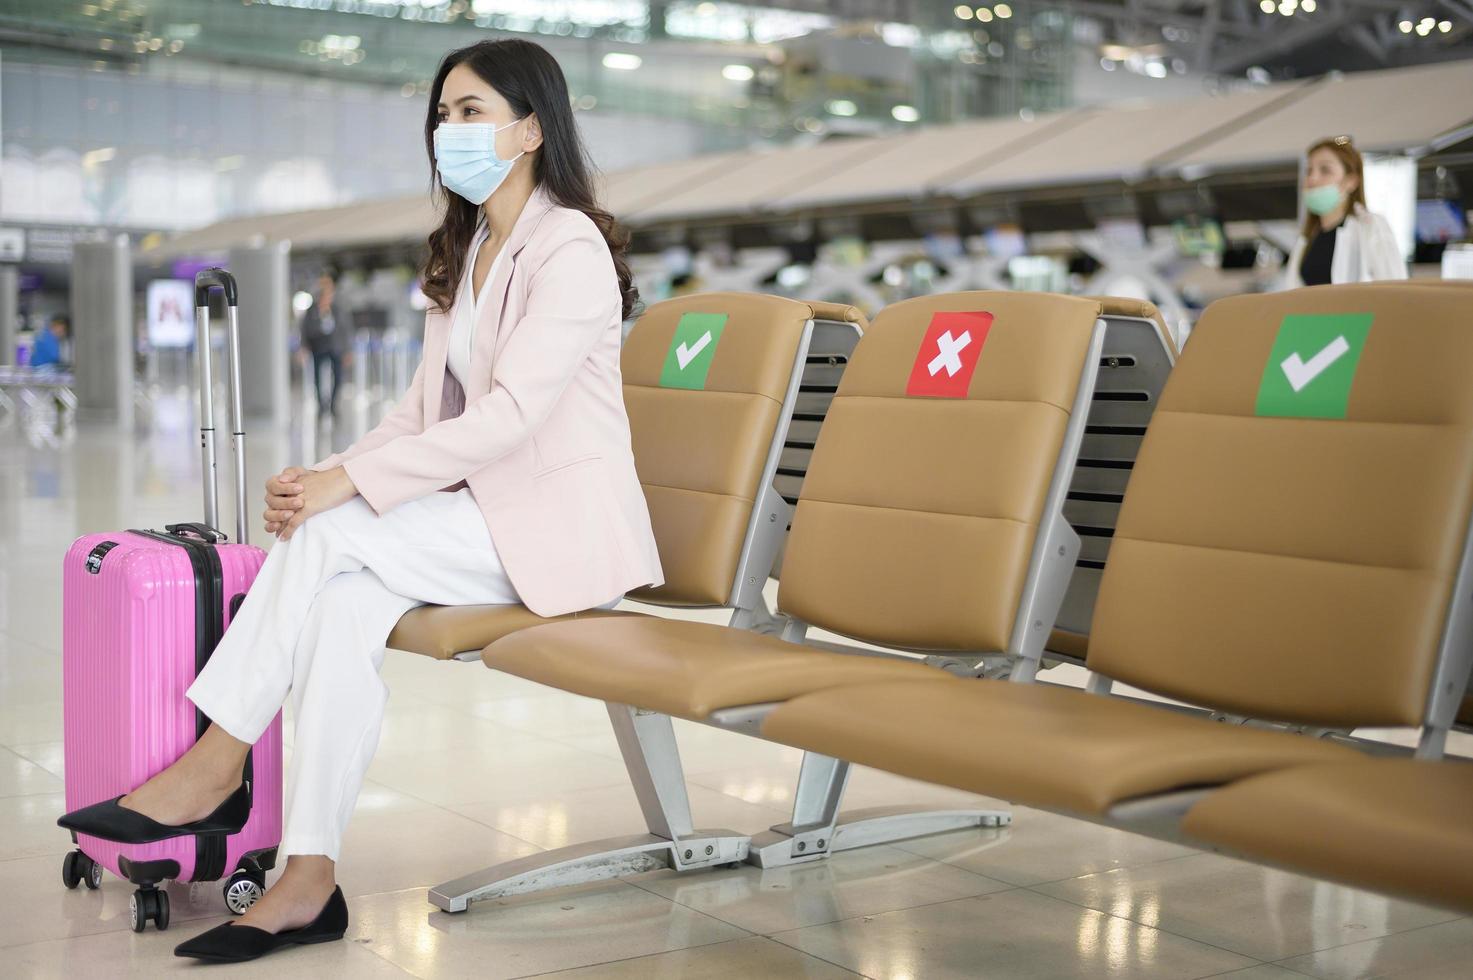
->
xmin=747 ymin=751 xmax=1011 ymax=868
xmin=428 ymin=703 xmax=749 ymax=912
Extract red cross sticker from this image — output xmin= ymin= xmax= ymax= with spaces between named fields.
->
xmin=905 ymin=311 xmax=993 ymax=398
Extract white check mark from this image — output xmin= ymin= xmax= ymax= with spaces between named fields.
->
xmin=675 ymin=331 xmax=713 ymax=370
xmin=1280 ymin=335 xmax=1351 ymax=393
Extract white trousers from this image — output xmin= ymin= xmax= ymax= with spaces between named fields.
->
xmin=186 ymin=489 xmax=520 ymax=861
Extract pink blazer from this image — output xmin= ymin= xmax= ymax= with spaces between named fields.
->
xmin=311 ymin=186 xmax=663 ymax=616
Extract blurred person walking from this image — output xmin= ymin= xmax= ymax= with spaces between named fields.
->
xmin=298 ymin=271 xmax=353 ymax=418
xmin=30 ymin=314 xmax=69 ymax=371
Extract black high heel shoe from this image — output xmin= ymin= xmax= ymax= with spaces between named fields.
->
xmin=175 ymin=887 xmax=348 ymax=963
xmin=56 ymin=782 xmax=249 ymax=844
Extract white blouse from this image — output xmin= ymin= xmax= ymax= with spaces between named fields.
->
xmin=447 ymin=221 xmax=506 ymax=388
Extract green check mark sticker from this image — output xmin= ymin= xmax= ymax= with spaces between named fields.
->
xmin=1255 ymin=313 xmax=1373 ymax=419
xmin=659 ymin=312 xmax=727 ymax=390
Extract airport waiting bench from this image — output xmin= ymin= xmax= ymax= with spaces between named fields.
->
xmin=463 ymin=290 xmax=1137 ymax=912
xmin=754 ymin=283 xmax=1473 ymax=914
xmin=389 ymin=291 xmax=999 ymax=912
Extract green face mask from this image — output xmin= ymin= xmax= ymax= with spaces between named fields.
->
xmin=1304 ymin=184 xmax=1344 ymax=217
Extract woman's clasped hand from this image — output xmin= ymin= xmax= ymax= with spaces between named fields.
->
xmin=263 ymin=465 xmax=358 ymax=540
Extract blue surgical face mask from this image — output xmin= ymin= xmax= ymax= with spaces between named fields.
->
xmin=433 ymin=120 xmax=525 ymax=205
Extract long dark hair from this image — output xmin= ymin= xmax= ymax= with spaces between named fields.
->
xmin=421 ymin=39 xmax=638 ymax=320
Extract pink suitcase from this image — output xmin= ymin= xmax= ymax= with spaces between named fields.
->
xmin=60 ymin=268 xmax=283 ymax=932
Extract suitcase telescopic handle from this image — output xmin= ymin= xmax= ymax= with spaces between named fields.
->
xmin=194 ymin=267 xmax=249 ymax=547
xmin=194 ymin=268 xmax=238 ymax=308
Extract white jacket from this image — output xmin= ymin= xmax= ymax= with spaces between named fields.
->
xmin=1281 ymin=204 xmax=1408 ymax=289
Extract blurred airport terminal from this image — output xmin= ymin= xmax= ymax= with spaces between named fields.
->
xmin=2 ymin=1 xmax=1473 ymax=977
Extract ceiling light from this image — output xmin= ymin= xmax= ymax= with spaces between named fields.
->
xmin=892 ymin=104 xmax=920 ymax=122
xmin=1301 ymin=0 xmax=1315 ymax=9
xmin=602 ymin=52 xmax=642 ymax=70
xmin=954 ymin=4 xmax=973 ymax=19
xmin=1260 ymin=1 xmax=1274 ymax=11
xmin=1417 ymin=22 xmax=1432 ymax=34
xmin=1399 ymin=19 xmax=1413 ymax=32
xmin=976 ymin=8 xmax=993 ymax=22
xmin=826 ymin=99 xmax=858 ymax=116
xmin=1145 ymin=61 xmax=1167 ymax=77
xmin=1439 ymin=20 xmax=1452 ymax=31
xmin=994 ymin=3 xmax=1012 ymax=18
xmin=722 ymin=64 xmax=754 ymax=81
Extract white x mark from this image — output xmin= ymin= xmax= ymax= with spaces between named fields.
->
xmin=927 ymin=329 xmax=973 ymax=377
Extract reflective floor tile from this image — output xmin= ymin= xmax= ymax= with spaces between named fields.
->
xmin=0 ymin=699 xmax=64 ymax=746
xmin=372 ymin=693 xmax=546 ymax=752
xmin=366 ymin=737 xmax=629 ymax=808
xmin=1275 ymin=917 xmax=1473 ymax=979
xmin=351 ymin=881 xmax=750 ymax=979
xmin=0 ymin=853 xmax=231 ymax=949
xmin=773 ymin=887 xmax=1258 ymax=980
xmin=0 ymin=922 xmax=413 ymax=978
xmin=533 ymin=935 xmax=861 ymax=979
xmin=0 ymin=746 xmax=63 ymax=798
xmin=1034 ymin=853 xmax=1460 ymax=961
xmin=635 ymin=843 xmax=1013 ymax=936
xmin=0 ymin=792 xmax=71 ymax=861
xmin=896 ymin=807 xmax=1197 ymax=886
xmin=468 ymin=692 xmax=619 ymax=740
xmin=333 ymin=802 xmax=542 ymax=900
xmin=686 ymin=763 xmax=806 ymax=809
xmin=450 ymin=782 xmax=788 ymax=852
xmin=9 ymin=742 xmax=65 ymax=779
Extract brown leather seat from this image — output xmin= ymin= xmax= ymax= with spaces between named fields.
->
xmin=388 ymin=294 xmax=859 ymax=659
xmin=1182 ymin=758 xmax=1473 ymax=914
xmin=487 ymin=291 xmax=1107 ymax=700
xmin=490 ymin=617 xmax=949 ymax=721
xmin=765 ymin=283 xmax=1473 ymax=815
xmin=762 ymin=680 xmax=1357 ymax=815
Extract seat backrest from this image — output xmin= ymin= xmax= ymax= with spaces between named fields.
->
xmin=620 ymin=293 xmax=855 ymax=607
xmin=1089 ymin=284 xmax=1473 ymax=730
xmin=1049 ymin=298 xmax=1178 ymax=660
xmin=777 ymin=291 xmax=1105 ymax=652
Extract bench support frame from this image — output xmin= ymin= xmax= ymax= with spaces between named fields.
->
xmin=429 ymin=703 xmax=750 ymax=912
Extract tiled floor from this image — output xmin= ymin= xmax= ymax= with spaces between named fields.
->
xmin=1 ymin=401 xmax=1470 ymax=978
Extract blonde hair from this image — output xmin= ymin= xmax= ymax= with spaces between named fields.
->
xmin=1302 ymin=135 xmax=1367 ymax=240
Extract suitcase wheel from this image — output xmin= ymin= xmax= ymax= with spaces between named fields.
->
xmin=130 ymin=887 xmax=169 ymax=932
xmin=62 ymin=850 xmax=101 ymax=891
xmin=223 ymin=870 xmax=265 ymax=915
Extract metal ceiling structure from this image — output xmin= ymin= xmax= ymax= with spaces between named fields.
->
xmin=142 ymin=58 xmax=1473 ymax=259
xmin=3 ymin=1 xmax=1471 ymax=106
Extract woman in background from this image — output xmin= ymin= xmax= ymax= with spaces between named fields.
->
xmin=1281 ymin=135 xmax=1407 ymax=288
